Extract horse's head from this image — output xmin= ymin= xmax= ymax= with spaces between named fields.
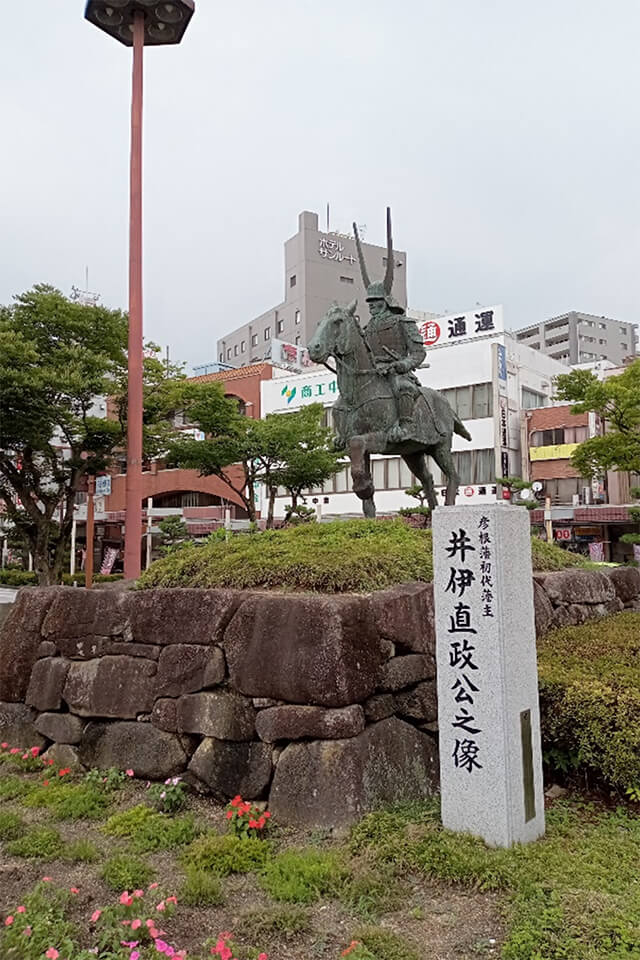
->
xmin=308 ymin=299 xmax=358 ymax=365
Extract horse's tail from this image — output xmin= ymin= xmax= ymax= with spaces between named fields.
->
xmin=453 ymin=415 xmax=472 ymax=442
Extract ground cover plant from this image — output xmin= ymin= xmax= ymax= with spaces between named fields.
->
xmin=138 ymin=518 xmax=586 ymax=592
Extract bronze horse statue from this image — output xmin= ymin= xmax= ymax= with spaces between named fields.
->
xmin=308 ymin=299 xmax=471 ymax=517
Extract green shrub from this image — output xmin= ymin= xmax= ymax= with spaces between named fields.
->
xmin=538 ymin=612 xmax=640 ymax=791
xmin=0 ymin=810 xmax=25 ymax=840
xmin=6 ymin=826 xmax=64 ymax=859
xmin=259 ymin=848 xmax=347 ymax=903
xmin=101 ymin=852 xmax=155 ymax=891
xmin=530 ymin=537 xmax=588 ymax=571
xmin=0 ymin=883 xmax=76 ymax=960
xmin=62 ymin=838 xmax=100 ymax=862
xmin=180 ymin=866 xmax=225 ymax=906
xmin=138 ymin=518 xmax=584 ymax=592
xmin=241 ymin=905 xmax=310 ymax=939
xmin=104 ymin=804 xmax=198 ymax=852
xmin=24 ymin=782 xmax=111 ymax=821
xmin=184 ymin=832 xmax=269 ymax=876
xmin=0 ymin=571 xmax=123 ymax=587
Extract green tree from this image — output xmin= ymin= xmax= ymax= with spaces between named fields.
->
xmin=404 ymin=483 xmax=429 ymax=508
xmin=157 ymin=516 xmax=191 ymax=554
xmin=169 ymin=403 xmax=343 ymax=528
xmin=554 ymin=362 xmax=640 ymax=478
xmin=0 ymin=285 xmax=209 ymax=585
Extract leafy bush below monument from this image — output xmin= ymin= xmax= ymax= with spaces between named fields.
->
xmin=538 ymin=612 xmax=640 ymax=792
xmin=138 ymin=518 xmax=587 ymax=592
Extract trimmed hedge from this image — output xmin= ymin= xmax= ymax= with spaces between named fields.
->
xmin=538 ymin=612 xmax=640 ymax=791
xmin=138 ymin=518 xmax=587 ymax=593
xmin=0 ymin=570 xmax=123 ymax=588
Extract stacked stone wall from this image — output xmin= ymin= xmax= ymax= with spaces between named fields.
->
xmin=0 ymin=567 xmax=638 ymax=828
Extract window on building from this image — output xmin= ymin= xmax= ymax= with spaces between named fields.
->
xmin=599 ymin=339 xmax=606 ymax=345
xmin=474 ymin=449 xmax=495 ymax=484
xmin=472 ymin=382 xmax=491 ymax=418
xmin=456 ymin=451 xmax=473 ymax=485
xmin=234 ymin=344 xmax=238 ymax=356
xmin=295 ymin=310 xmax=301 ymax=325
xmin=373 ymin=460 xmax=386 ymax=489
xmin=226 ymin=348 xmax=231 ymax=360
xmin=264 ymin=327 xmax=271 ymax=341
xmin=531 ymin=428 xmax=565 ymax=446
xmin=219 ymin=352 xmax=223 ymax=362
xmin=277 ymin=319 xmax=284 ymax=334
xmin=241 ymin=340 xmax=246 ymax=353
xmin=599 ymin=322 xmax=606 ymax=329
xmin=251 ymin=334 xmax=258 ymax=347
xmin=290 ymin=275 xmax=297 ymax=288
xmin=455 ymin=385 xmax=472 ymax=420
xmin=522 ymin=388 xmax=546 ymax=409
xmin=340 ymin=276 xmax=354 ymax=284
xmin=621 ymin=343 xmax=628 ymax=352
xmin=295 ymin=335 xmax=301 ymax=345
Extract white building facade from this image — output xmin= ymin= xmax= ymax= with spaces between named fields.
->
xmin=260 ymin=305 xmax=567 ymax=518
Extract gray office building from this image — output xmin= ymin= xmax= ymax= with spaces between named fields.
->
xmin=515 ymin=311 xmax=638 ymax=366
xmin=216 ymin=210 xmax=408 ymax=366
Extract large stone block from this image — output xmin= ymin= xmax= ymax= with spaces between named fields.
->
xmin=378 ymin=654 xmax=434 ymax=693
xmin=394 ymin=681 xmax=437 ymax=723
xmin=256 ymin=704 xmax=365 ymax=743
xmin=56 ymin=637 xmax=111 ymax=660
xmin=0 ymin=588 xmax=62 ymax=702
xmin=363 ymin=694 xmax=396 ymax=722
xmin=606 ymin=567 xmax=640 ymax=604
xmin=0 ymin=702 xmax=45 ymax=749
xmin=269 ymin=717 xmax=438 ymax=828
xmin=42 ymin=589 xmax=129 ymax=641
xmin=369 ymin=582 xmax=435 ymax=656
xmin=224 ymin=593 xmax=382 ymax=707
xmin=539 ymin=570 xmax=615 ymax=606
xmin=26 ymin=658 xmax=70 ymax=712
xmin=156 ymin=644 xmax=225 ymax=698
xmin=177 ymin=691 xmax=255 ymax=740
xmin=35 ymin=712 xmax=84 ymax=745
xmin=533 ymin=580 xmax=554 ymax=637
xmin=79 ymin=721 xmax=187 ymax=779
xmin=151 ymin=698 xmax=178 ymax=733
xmin=188 ymin=738 xmax=272 ymax=800
xmin=125 ymin=589 xmax=240 ymax=646
xmin=42 ymin=742 xmax=84 ymax=772
xmin=63 ymin=656 xmax=157 ymax=719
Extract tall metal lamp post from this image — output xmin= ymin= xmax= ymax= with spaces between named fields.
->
xmin=84 ymin=1 xmax=195 ymax=579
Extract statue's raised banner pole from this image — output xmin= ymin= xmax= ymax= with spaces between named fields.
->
xmin=432 ymin=503 xmax=545 ymax=847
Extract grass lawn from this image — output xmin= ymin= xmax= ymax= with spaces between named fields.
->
xmin=1 ymin=754 xmax=639 ymax=959
xmin=138 ymin=519 xmax=587 ymax=593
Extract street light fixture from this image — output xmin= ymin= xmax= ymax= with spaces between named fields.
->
xmin=84 ymin=0 xmax=195 ymax=580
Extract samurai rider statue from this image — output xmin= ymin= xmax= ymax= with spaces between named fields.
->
xmin=354 ymin=210 xmax=427 ymax=444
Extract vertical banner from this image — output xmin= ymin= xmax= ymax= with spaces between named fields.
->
xmin=433 ymin=504 xmax=546 ymax=847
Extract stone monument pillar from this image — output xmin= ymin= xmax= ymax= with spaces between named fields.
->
xmin=433 ymin=503 xmax=545 ymax=847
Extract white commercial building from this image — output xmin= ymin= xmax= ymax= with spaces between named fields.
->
xmin=260 ymin=305 xmax=567 ymax=518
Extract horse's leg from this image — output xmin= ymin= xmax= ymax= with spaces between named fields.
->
xmin=362 ymin=453 xmax=376 ymax=518
xmin=403 ymin=451 xmax=437 ymax=511
xmin=349 ymin=436 xmax=375 ymax=501
xmin=431 ymin=438 xmax=459 ymax=506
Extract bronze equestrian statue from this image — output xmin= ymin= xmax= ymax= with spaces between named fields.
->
xmin=308 ymin=209 xmax=471 ymax=517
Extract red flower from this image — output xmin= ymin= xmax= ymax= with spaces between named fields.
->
xmin=230 ymin=795 xmax=242 ymax=808
xmin=226 ymin=810 xmax=233 ymax=820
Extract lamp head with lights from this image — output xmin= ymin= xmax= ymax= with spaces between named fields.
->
xmin=84 ymin=0 xmax=195 ymax=46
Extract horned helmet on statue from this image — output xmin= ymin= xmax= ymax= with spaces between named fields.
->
xmin=354 ymin=208 xmax=427 ymax=444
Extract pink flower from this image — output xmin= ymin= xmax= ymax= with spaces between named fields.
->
xmin=149 ymin=926 xmax=160 ymax=940
xmin=16 ymin=906 xmax=25 ymax=914
xmin=146 ymin=919 xmax=156 ymax=928
xmin=1 ymin=742 xmax=8 ymax=748
xmin=91 ymin=910 xmax=102 ymax=924
xmin=148 ymin=883 xmax=159 ymax=890
xmin=10 ymin=748 xmax=19 ymax=754
xmin=46 ymin=950 xmax=59 ymax=960
xmin=131 ymin=953 xmax=140 ymax=960
xmin=70 ymin=887 xmax=79 ymax=895
xmin=131 ymin=918 xmax=142 ymax=930
xmin=24 ymin=926 xmax=32 ymax=937
xmin=165 ymin=896 xmax=177 ymax=905
xmin=156 ymin=900 xmax=166 ymax=912
xmin=42 ymin=877 xmax=52 ymax=883
xmin=30 ymin=746 xmax=40 ymax=757
xmin=155 ymin=941 xmax=169 ymax=954
xmin=120 ymin=891 xmax=134 ymax=906
xmin=258 ymin=954 xmax=268 ymax=960
xmin=5 ymin=916 xmax=14 ymax=926
xmin=121 ymin=941 xmax=140 ymax=949
xmin=126 ymin=769 xmax=134 ymax=777
xmin=133 ymin=890 xmax=144 ymax=899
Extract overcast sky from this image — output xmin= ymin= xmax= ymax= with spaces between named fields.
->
xmin=2 ymin=1 xmax=639 ymax=369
